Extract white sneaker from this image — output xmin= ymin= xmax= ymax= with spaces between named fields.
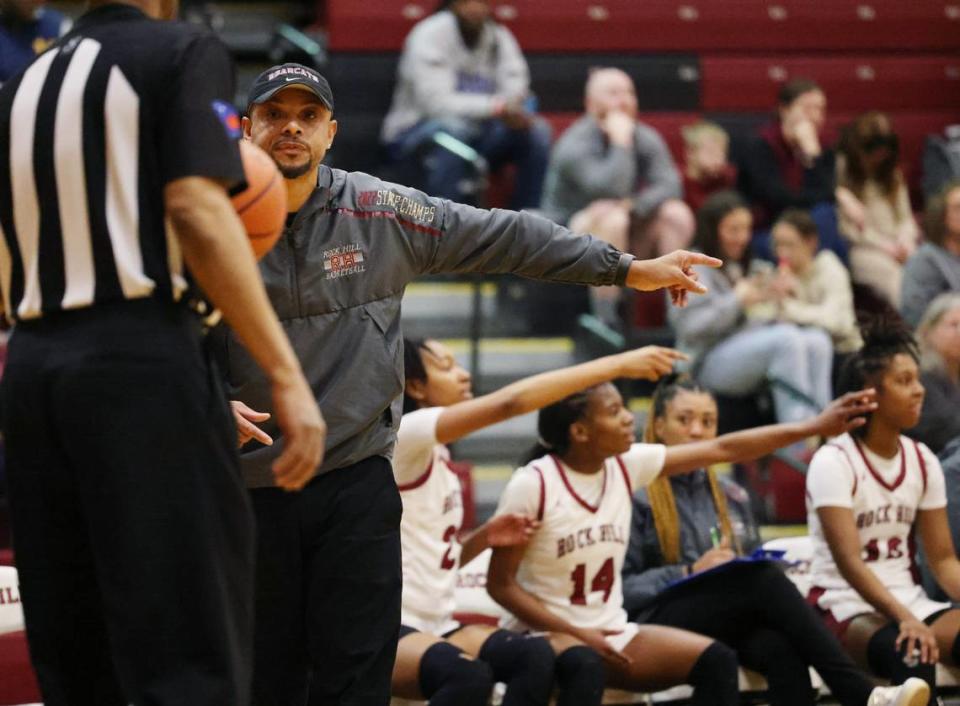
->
xmin=868 ymin=677 xmax=930 ymax=706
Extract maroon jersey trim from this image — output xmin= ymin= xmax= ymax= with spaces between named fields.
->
xmin=852 ymin=438 xmax=906 ymax=493
xmin=550 ymin=454 xmax=607 ymax=514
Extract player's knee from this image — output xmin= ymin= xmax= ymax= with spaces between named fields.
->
xmin=555 ymin=644 xmax=605 ymax=692
xmin=479 ymin=630 xmax=555 ymax=701
xmin=420 ymin=641 xmax=494 ymax=706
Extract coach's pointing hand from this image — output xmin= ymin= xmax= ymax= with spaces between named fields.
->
xmin=625 ymin=250 xmax=723 ymax=307
xmin=271 ymin=375 xmax=327 ymax=491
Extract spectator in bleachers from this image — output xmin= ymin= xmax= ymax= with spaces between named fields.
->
xmin=0 ymin=0 xmax=68 ymax=83
xmin=922 ymin=125 xmax=960 ymax=201
xmin=681 ymin=121 xmax=738 ymax=214
xmin=836 ymin=112 xmax=918 ymax=309
xmin=770 ymin=209 xmax=862 ymax=357
xmin=540 ymin=67 xmax=694 ymax=259
xmin=739 ymin=78 xmax=844 ymax=262
xmin=907 ymin=294 xmax=960 ymax=455
xmin=380 ymin=0 xmax=550 ymax=209
xmin=941 ymin=436 xmax=960 ymax=573
xmin=901 ymin=180 xmax=960 ymax=327
xmin=622 ymin=375 xmax=927 ymax=706
xmin=670 ymin=191 xmax=833 ymax=426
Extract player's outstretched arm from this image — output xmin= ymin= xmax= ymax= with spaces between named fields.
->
xmin=660 ymin=389 xmax=878 ymax=476
xmin=434 ymin=347 xmax=686 ymax=446
xmin=166 ymin=176 xmax=326 ymax=490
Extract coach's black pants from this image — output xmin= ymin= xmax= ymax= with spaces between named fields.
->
xmin=641 ymin=562 xmax=875 ymax=706
xmin=250 ymin=456 xmax=402 ymax=706
xmin=2 ymin=299 xmax=254 ymax=706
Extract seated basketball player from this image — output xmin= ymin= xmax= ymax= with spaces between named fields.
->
xmin=807 ymin=318 xmax=960 ymax=705
xmin=487 ymin=381 xmax=926 ymax=706
xmin=394 ymin=339 xmax=684 ymax=706
xmin=623 ymin=374 xmax=930 ymax=706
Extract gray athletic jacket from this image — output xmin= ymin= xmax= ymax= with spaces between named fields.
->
xmin=213 ymin=166 xmax=634 ymax=488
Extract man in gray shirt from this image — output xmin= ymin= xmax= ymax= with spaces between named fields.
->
xmin=380 ymin=0 xmax=550 ymax=210
xmin=542 ymin=68 xmax=695 ymax=321
xmin=221 ymin=62 xmax=719 ymax=706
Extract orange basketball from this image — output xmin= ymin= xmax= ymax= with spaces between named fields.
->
xmin=232 ymin=140 xmax=287 ymax=260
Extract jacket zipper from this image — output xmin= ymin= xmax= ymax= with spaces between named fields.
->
xmin=287 ymin=226 xmax=303 ymax=318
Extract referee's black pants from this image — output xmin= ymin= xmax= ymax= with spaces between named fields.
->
xmin=249 ymin=456 xmax=402 ymax=706
xmin=641 ymin=561 xmax=875 ymax=706
xmin=2 ymin=300 xmax=254 ymax=706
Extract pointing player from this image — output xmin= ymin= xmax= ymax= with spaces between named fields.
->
xmin=487 ymin=384 xmax=890 ymax=706
xmin=221 ymin=61 xmax=720 ymax=706
xmin=807 ymin=318 xmax=960 ymax=704
xmin=394 ymin=340 xmax=685 ymax=706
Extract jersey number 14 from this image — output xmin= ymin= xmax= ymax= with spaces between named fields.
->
xmin=570 ymin=558 xmax=615 ymax=604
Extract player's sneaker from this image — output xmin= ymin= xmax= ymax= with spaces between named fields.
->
xmin=867 ymin=677 xmax=930 ymax=706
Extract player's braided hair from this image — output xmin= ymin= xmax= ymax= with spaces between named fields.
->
xmin=836 ymin=315 xmax=918 ymax=438
xmin=402 ymin=337 xmax=431 ymax=414
xmin=520 ymin=388 xmax=596 ymax=466
xmin=642 ymin=375 xmax=739 ymax=563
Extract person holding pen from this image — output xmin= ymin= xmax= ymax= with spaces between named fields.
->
xmin=620 ymin=374 xmax=928 ymax=706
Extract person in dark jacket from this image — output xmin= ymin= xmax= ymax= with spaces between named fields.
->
xmin=219 ymin=63 xmax=721 ymax=706
xmin=621 ymin=375 xmax=923 ymax=706
xmin=908 ymin=293 xmax=960 ymax=454
xmin=739 ymin=78 xmax=844 ymax=261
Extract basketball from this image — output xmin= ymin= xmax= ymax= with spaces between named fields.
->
xmin=232 ymin=140 xmax=287 ymax=260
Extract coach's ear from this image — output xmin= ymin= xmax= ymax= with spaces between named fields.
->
xmin=241 ymin=116 xmax=252 ymax=140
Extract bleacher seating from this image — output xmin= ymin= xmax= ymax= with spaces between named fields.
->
xmin=326 ymin=0 xmax=960 ymax=53
xmin=701 ymin=55 xmax=960 ymax=112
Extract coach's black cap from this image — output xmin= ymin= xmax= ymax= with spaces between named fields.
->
xmin=246 ymin=63 xmax=334 ymax=113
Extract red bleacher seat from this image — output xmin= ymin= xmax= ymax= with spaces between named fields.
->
xmin=326 ymin=0 xmax=960 ymax=53
xmin=702 ymin=55 xmax=960 ymax=112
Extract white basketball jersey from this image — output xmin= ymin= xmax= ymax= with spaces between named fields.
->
xmin=806 ymin=432 xmax=949 ymax=621
xmin=496 ymin=444 xmax=665 ymax=632
xmin=395 ymin=409 xmax=464 ymax=634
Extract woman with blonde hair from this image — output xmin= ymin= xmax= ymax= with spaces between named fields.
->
xmin=836 ymin=111 xmax=918 ymax=307
xmin=908 ymin=293 xmax=960 ymax=453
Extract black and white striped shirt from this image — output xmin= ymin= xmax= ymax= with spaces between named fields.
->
xmin=0 ymin=3 xmax=244 ymax=322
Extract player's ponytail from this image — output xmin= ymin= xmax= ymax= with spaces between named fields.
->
xmin=520 ymin=389 xmax=594 ymax=466
xmin=403 ymin=337 xmax=430 ymax=414
xmin=836 ymin=315 xmax=918 ymax=437
xmin=644 ymin=375 xmax=739 ymax=563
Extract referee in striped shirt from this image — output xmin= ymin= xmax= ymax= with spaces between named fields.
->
xmin=0 ymin=2 xmax=325 ymax=704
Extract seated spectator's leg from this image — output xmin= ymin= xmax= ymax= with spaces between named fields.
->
xmin=643 ymin=199 xmax=696 ymax=256
xmin=796 ymin=326 xmax=834 ymax=410
xmin=471 ymin=117 xmax=551 ymax=210
xmin=737 ymin=628 xmax=816 ymax=706
xmin=420 ymin=118 xmax=483 ymax=203
xmin=569 ymin=200 xmax=631 ymax=326
xmin=811 ymin=202 xmax=849 ymax=265
xmin=849 ymin=246 xmax=903 ymax=309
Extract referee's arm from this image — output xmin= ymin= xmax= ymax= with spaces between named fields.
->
xmin=166 ymin=175 xmax=326 ymax=490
